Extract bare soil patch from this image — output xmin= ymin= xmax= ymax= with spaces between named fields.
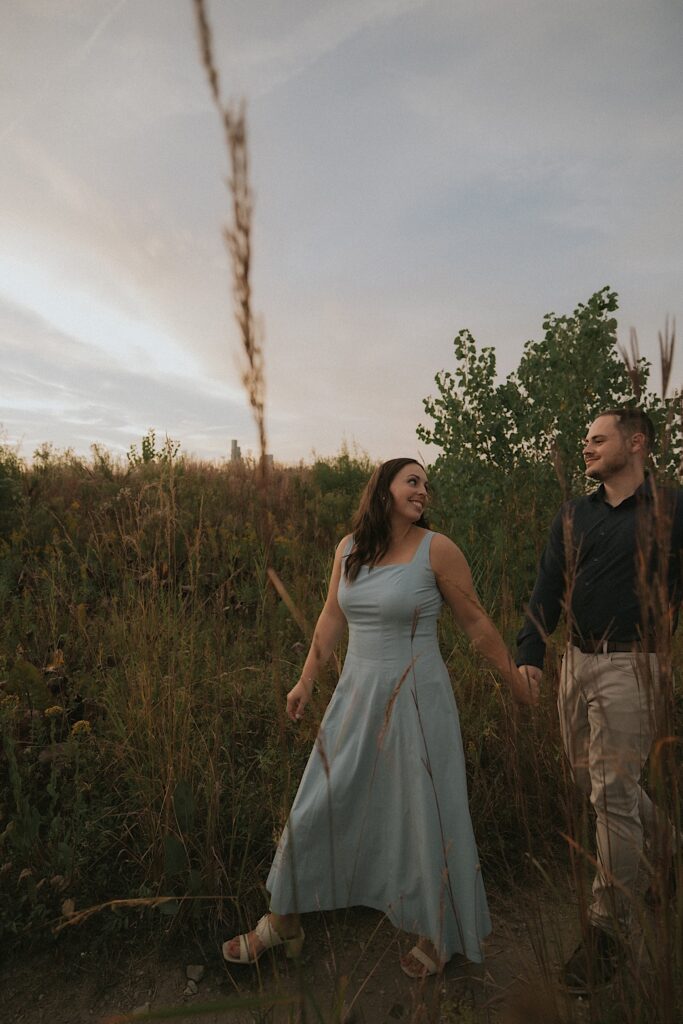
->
xmin=1 ymin=884 xmax=586 ymax=1024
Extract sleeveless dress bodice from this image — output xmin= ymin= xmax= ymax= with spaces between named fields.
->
xmin=340 ymin=531 xmax=443 ymax=666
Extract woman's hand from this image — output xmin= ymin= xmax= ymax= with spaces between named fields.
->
xmin=286 ymin=535 xmax=349 ymax=724
xmin=286 ymin=679 xmax=313 ymax=722
xmin=509 ymin=666 xmax=541 ymax=706
xmin=431 ymin=535 xmax=541 ymax=707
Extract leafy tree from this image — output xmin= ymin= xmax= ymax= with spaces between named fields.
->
xmin=0 ymin=443 xmax=23 ymax=543
xmin=127 ymin=429 xmax=181 ymax=468
xmin=418 ymin=288 xmax=681 ymax=601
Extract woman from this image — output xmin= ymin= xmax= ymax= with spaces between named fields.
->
xmin=223 ymin=459 xmax=539 ymax=977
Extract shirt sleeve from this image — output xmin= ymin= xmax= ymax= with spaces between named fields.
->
xmin=516 ymin=505 xmax=568 ymax=669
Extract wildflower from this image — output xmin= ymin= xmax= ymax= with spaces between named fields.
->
xmin=71 ymin=720 xmax=92 ymax=738
xmin=44 ymin=705 xmax=64 ymax=718
xmin=46 ymin=650 xmax=65 ymax=672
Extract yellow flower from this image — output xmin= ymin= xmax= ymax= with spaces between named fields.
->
xmin=71 ymin=720 xmax=92 ymax=737
xmin=44 ymin=705 xmax=64 ymax=718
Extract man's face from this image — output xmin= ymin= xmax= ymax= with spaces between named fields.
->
xmin=583 ymin=415 xmax=631 ymax=481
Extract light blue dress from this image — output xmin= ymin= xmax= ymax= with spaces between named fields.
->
xmin=267 ymin=531 xmax=491 ymax=962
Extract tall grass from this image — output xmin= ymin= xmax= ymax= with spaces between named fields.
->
xmin=1 ymin=443 xmax=679 ymax=1021
xmin=0 ymin=3 xmax=678 ymax=1018
xmin=0 ymin=453 xmax=361 ymax=921
xmin=193 ymin=0 xmax=267 ymax=477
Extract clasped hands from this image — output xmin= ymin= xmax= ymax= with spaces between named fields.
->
xmin=515 ymin=664 xmax=542 ymax=706
xmin=287 ymin=666 xmax=543 ymax=721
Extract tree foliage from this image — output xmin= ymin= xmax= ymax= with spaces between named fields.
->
xmin=419 ymin=288 xmax=681 ymax=598
xmin=0 ymin=443 xmax=23 ymax=543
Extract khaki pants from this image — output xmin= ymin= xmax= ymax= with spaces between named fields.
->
xmin=559 ymin=646 xmax=671 ymax=932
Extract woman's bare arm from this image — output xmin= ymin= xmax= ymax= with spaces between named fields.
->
xmin=430 ymin=533 xmax=539 ymax=706
xmin=286 ymin=536 xmax=349 ymax=721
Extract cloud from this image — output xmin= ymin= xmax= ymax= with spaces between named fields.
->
xmin=0 ymin=301 xmax=256 ymax=459
xmin=0 ymin=130 xmax=242 ymax=385
xmin=207 ymin=0 xmax=428 ymax=99
xmin=1 ymin=0 xmax=681 ymax=463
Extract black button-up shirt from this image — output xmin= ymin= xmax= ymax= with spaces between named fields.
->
xmin=516 ymin=477 xmax=683 ymax=668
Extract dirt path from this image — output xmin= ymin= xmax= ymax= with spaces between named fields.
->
xmin=2 ymin=887 xmax=584 ymax=1024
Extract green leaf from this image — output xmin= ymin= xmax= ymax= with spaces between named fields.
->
xmin=163 ymin=834 xmax=187 ymax=877
xmin=172 ymin=779 xmax=195 ymax=833
xmin=7 ymin=660 xmax=48 ymax=709
xmin=57 ymin=841 xmax=74 ymax=872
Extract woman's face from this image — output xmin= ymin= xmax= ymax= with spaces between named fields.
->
xmin=388 ymin=463 xmax=429 ymax=523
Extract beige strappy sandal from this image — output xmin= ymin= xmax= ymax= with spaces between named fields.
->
xmin=222 ymin=913 xmax=305 ymax=965
xmin=400 ymin=945 xmax=441 ymax=979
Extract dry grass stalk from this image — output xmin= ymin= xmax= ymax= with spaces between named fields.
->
xmin=659 ymin=316 xmax=676 ymax=400
xmin=619 ymin=326 xmax=644 ymax=401
xmin=266 ymin=567 xmax=311 ymax=636
xmin=193 ymin=0 xmax=267 ymax=476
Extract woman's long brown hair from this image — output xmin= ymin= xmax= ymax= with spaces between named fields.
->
xmin=344 ymin=458 xmax=429 ymax=582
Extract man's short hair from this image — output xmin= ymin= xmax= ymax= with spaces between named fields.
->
xmin=599 ymin=407 xmax=656 ymax=452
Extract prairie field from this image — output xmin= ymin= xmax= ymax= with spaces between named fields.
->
xmin=0 ymin=444 xmax=681 ymax=1023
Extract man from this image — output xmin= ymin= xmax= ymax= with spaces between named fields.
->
xmin=517 ymin=407 xmax=681 ymax=994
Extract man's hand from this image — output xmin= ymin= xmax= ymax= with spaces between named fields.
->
xmin=517 ymin=664 xmax=542 ymax=705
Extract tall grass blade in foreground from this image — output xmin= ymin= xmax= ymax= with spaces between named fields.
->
xmin=193 ymin=0 xmax=267 ymax=476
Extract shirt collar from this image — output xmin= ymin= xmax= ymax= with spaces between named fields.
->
xmin=587 ymin=474 xmax=653 ymax=505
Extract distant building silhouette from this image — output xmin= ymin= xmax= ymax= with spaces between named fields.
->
xmin=230 ymin=440 xmax=274 ymax=466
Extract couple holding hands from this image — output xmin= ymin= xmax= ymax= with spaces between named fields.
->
xmin=224 ymin=408 xmax=680 ymax=996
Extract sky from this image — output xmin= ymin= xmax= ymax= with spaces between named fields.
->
xmin=2 ymin=0 xmax=682 ymax=465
